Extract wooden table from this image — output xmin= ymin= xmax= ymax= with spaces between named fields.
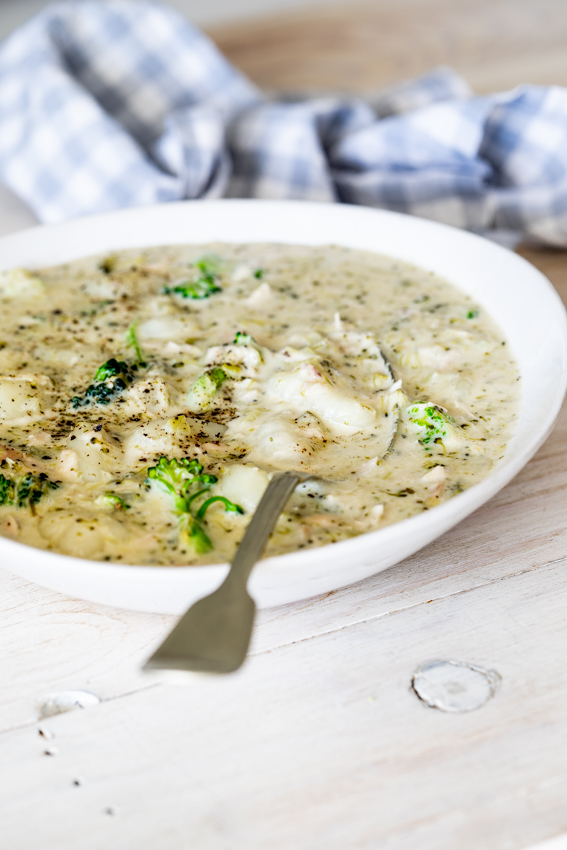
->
xmin=2 ymin=2 xmax=567 ymax=848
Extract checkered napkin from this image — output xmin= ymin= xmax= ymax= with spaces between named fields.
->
xmin=2 ymin=0 xmax=567 ymax=246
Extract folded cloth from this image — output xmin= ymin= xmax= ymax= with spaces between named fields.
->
xmin=2 ymin=0 xmax=567 ymax=246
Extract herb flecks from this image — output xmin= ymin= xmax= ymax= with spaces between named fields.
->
xmin=163 ymin=256 xmax=223 ymax=300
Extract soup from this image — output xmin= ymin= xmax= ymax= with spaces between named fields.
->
xmin=0 ymin=243 xmax=519 ymax=564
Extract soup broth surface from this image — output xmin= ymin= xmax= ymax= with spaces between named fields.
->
xmin=0 ymin=243 xmax=519 ymax=564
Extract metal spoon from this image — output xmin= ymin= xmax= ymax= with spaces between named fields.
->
xmin=143 ymin=471 xmax=300 ymax=675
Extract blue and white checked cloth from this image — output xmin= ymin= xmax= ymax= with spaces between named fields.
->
xmin=2 ymin=0 xmax=567 ymax=245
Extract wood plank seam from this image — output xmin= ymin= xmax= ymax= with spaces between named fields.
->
xmin=251 ymin=554 xmax=567 ymax=655
xmin=0 ymin=550 xmax=560 ymax=739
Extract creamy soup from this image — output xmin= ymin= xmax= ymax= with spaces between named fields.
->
xmin=0 ymin=244 xmax=519 ymax=564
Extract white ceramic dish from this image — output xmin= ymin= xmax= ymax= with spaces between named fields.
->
xmin=0 ymin=200 xmax=565 ymax=613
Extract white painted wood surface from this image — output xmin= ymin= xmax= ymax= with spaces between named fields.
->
xmin=0 ymin=189 xmax=565 ymax=849
xmin=528 ymin=838 xmax=567 ymax=850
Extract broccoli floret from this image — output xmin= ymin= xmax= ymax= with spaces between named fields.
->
xmin=0 ymin=470 xmax=57 ymax=512
xmin=0 ymin=474 xmax=14 ymax=506
xmin=406 ymin=402 xmax=472 ymax=455
xmin=147 ymin=457 xmax=214 ymax=505
xmin=406 ymin=403 xmax=453 ymax=445
xmin=164 ymin=277 xmax=220 ymax=300
xmin=163 ymin=255 xmax=223 ymax=300
xmin=146 ymin=456 xmax=242 ymax=554
xmin=96 ymin=492 xmax=130 ymax=510
xmin=72 ymin=358 xmax=135 ymax=408
xmin=93 ymin=358 xmax=130 ymax=383
xmin=187 ymin=366 xmax=227 ymax=412
xmin=234 ymin=331 xmax=254 ymax=346
xmin=125 ymin=322 xmax=146 ymax=366
xmin=16 ymin=473 xmax=38 ymax=507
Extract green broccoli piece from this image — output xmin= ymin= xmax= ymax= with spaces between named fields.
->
xmin=406 ymin=403 xmax=453 ymax=446
xmin=147 ymin=457 xmax=216 ymax=552
xmin=195 ymin=496 xmax=244 ymax=520
xmin=96 ymin=492 xmax=130 ymax=511
xmin=187 ymin=366 xmax=227 ymax=412
xmin=179 ymin=514 xmax=214 ymax=554
xmin=0 ymin=474 xmax=14 ymax=506
xmin=163 ymin=255 xmax=223 ymax=300
xmin=93 ymin=358 xmax=130 ymax=382
xmin=406 ymin=402 xmax=473 ymax=455
xmin=234 ymin=331 xmax=254 ymax=346
xmin=72 ymin=358 xmax=135 ymax=408
xmin=125 ymin=322 xmax=146 ymax=366
xmin=0 ymin=470 xmax=58 ymax=513
xmin=164 ymin=277 xmax=221 ymax=300
xmin=253 ymin=268 xmax=264 ymax=279
xmin=16 ymin=473 xmax=38 ymax=508
xmin=147 ymin=457 xmax=214 ymax=505
xmin=146 ymin=456 xmax=242 ymax=554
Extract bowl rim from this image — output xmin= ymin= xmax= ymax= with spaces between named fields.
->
xmin=0 ymin=198 xmax=565 ymax=597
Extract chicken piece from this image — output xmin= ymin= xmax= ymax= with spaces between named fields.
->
xmin=420 ymin=464 xmax=447 ymax=497
xmin=58 ymin=425 xmax=123 ymax=483
xmin=0 ymin=268 xmax=45 ymax=298
xmin=245 ymin=413 xmax=317 ymax=470
xmin=400 ymin=345 xmax=460 ymax=372
xmin=39 ymin=510 xmax=129 ymax=559
xmin=137 ymin=316 xmax=199 ymax=345
xmin=218 ymin=464 xmax=269 ymax=513
xmin=204 ymin=342 xmax=263 ymax=379
xmin=124 ymin=375 xmax=171 ymax=417
xmin=266 ymin=361 xmax=376 ymax=436
xmin=123 ymin=418 xmax=184 ymax=467
xmin=0 ymin=444 xmax=53 ymax=475
xmin=245 ymin=282 xmax=274 ymax=309
xmin=327 ymin=327 xmax=395 ymax=391
xmin=0 ymin=375 xmax=53 ymax=423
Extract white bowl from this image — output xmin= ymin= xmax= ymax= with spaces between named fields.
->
xmin=0 ymin=200 xmax=565 ymax=613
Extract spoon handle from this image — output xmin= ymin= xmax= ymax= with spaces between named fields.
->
xmin=143 ymin=471 xmax=301 ymax=675
xmin=225 ymin=471 xmax=300 ymax=588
